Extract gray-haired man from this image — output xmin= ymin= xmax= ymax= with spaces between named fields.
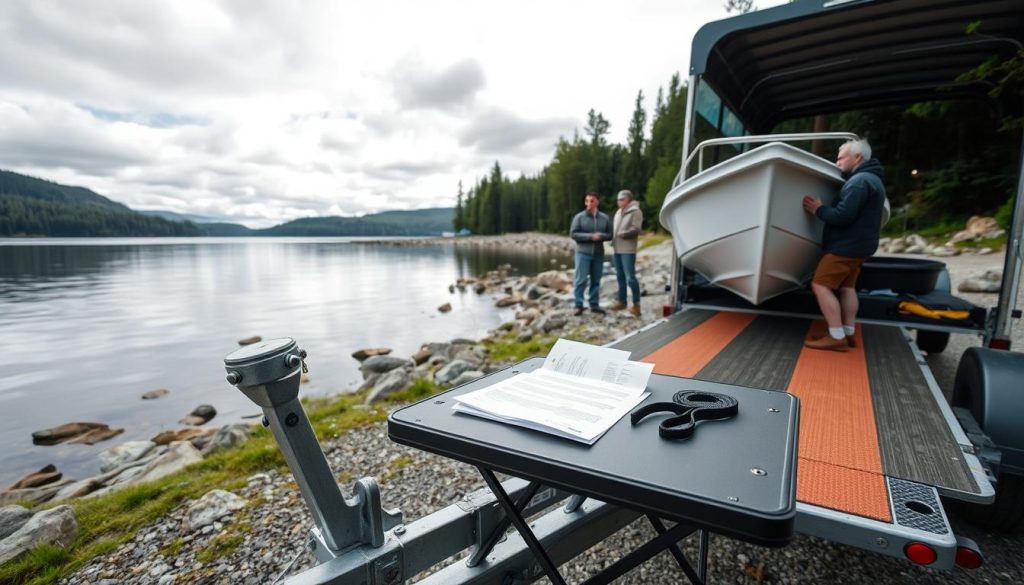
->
xmin=610 ymin=190 xmax=644 ymax=316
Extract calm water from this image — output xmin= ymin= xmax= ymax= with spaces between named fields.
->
xmin=0 ymin=237 xmax=572 ymax=487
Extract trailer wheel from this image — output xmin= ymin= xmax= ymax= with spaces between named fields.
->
xmin=916 ymin=330 xmax=950 ymax=354
xmin=955 ymin=474 xmax=1024 ymax=532
xmin=952 ymin=348 xmax=1024 ymax=532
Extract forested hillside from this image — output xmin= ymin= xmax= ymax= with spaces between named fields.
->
xmin=456 ymin=65 xmax=1021 ymax=236
xmin=0 ymin=171 xmax=199 ymax=237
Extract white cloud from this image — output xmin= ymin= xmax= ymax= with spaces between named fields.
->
xmin=0 ymin=0 xmax=783 ymax=227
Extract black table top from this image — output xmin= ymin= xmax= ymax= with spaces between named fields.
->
xmin=388 ymin=358 xmax=800 ymax=547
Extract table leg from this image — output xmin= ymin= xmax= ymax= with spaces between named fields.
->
xmin=466 ymin=480 xmax=543 ymax=567
xmin=698 ymin=529 xmax=710 ymax=581
xmin=478 ymin=467 xmax=568 ymax=585
xmin=580 ymin=519 xmax=696 ymax=585
xmin=647 ymin=516 xmax=704 ymax=585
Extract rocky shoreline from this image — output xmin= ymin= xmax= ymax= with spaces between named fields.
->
xmin=2 ymin=231 xmax=1019 ymax=584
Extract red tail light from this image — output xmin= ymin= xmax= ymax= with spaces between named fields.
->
xmin=988 ymin=338 xmax=1011 ymax=350
xmin=955 ymin=546 xmax=983 ymax=569
xmin=904 ymin=542 xmax=937 ymax=565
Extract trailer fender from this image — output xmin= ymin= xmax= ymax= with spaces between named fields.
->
xmin=952 ymin=347 xmax=1024 ymax=474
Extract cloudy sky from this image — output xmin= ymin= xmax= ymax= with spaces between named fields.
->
xmin=0 ymin=1 xmax=781 ymax=227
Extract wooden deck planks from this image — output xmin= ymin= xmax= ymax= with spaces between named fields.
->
xmin=862 ymin=325 xmax=979 ymax=494
xmin=696 ymin=316 xmax=809 ymax=390
xmin=611 ymin=309 xmax=716 ymax=359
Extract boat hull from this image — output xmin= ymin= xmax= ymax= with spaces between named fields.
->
xmin=660 ymin=143 xmax=845 ymax=305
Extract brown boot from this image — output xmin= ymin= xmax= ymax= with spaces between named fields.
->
xmin=804 ymin=335 xmax=849 ymax=352
xmin=609 ymin=302 xmax=627 ymax=311
xmin=630 ymin=304 xmax=641 ymax=317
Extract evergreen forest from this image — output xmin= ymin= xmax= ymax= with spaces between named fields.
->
xmin=454 ymin=61 xmax=1022 ymax=238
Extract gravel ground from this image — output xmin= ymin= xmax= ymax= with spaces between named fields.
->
xmin=60 ymin=247 xmax=1023 ymax=585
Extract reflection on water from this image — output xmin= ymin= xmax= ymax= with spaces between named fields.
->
xmin=0 ymin=237 xmax=572 ymax=486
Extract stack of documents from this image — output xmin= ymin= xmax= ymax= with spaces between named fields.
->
xmin=452 ymin=339 xmax=653 ymax=444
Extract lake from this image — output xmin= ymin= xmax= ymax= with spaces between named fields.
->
xmin=0 ymin=237 xmax=573 ymax=487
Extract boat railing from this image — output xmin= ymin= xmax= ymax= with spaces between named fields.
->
xmin=675 ymin=132 xmax=860 ymax=187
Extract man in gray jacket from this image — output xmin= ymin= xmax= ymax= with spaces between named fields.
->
xmin=610 ymin=190 xmax=644 ymax=316
xmin=569 ymin=192 xmax=612 ymax=316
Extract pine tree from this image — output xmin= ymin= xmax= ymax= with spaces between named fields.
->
xmin=453 ymin=180 xmax=465 ymax=231
xmin=623 ymin=90 xmax=648 ymax=199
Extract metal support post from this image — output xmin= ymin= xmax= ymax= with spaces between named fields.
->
xmin=224 ymin=338 xmax=401 ymax=556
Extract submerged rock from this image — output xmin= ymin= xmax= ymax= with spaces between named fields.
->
xmin=351 ymin=347 xmax=392 ymax=361
xmin=437 ymin=302 xmax=452 ymax=313
xmin=7 ymin=464 xmax=61 ymax=490
xmin=179 ymin=404 xmax=217 ymax=426
xmin=141 ymin=388 xmax=170 ymax=400
xmin=237 ymin=335 xmax=262 ymax=346
xmin=31 ymin=422 xmax=122 ymax=446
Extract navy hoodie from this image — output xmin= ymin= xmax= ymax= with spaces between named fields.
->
xmin=816 ymin=158 xmax=886 ymax=258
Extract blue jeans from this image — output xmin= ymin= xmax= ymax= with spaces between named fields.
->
xmin=574 ymin=252 xmax=604 ymax=308
xmin=614 ymin=253 xmax=640 ymax=304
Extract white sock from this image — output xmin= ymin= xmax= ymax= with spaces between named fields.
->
xmin=828 ymin=327 xmax=845 ymax=340
xmin=843 ymin=325 xmax=855 ymax=336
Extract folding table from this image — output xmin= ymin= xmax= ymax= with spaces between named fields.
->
xmin=388 ymin=357 xmax=799 ymax=584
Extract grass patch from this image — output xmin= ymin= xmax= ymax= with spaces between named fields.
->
xmin=160 ymin=537 xmax=185 ymax=557
xmin=0 ymin=390 xmax=395 ymax=585
xmin=953 ymin=232 xmax=1007 ymax=250
xmin=387 ymin=378 xmax=443 ymax=403
xmin=196 ymin=533 xmax=244 ymax=564
xmin=484 ymin=335 xmax=557 ymax=363
xmin=638 ymin=232 xmax=671 ymax=251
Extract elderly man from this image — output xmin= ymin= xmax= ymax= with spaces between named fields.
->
xmin=569 ymin=192 xmax=612 ymax=316
xmin=610 ymin=189 xmax=644 ymax=316
xmin=802 ymin=138 xmax=886 ymax=351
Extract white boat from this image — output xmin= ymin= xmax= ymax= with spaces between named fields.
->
xmin=659 ymin=142 xmax=848 ymax=305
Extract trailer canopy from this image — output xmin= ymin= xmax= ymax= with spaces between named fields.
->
xmin=691 ymin=0 xmax=1024 ymax=132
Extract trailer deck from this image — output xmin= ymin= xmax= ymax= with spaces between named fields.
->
xmin=612 ymin=309 xmax=988 ymax=524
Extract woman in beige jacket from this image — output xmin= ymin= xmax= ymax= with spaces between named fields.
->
xmin=611 ymin=190 xmax=643 ymax=316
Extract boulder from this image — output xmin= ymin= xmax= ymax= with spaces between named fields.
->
xmin=437 ymin=302 xmax=452 ymax=313
xmin=535 ymin=270 xmax=572 ymax=291
xmin=183 ymin=489 xmax=246 ymax=532
xmin=427 ymin=354 xmax=449 ymax=368
xmin=0 ymin=505 xmax=78 ymax=565
xmin=411 ymin=348 xmax=432 ymax=365
xmin=31 ymin=422 xmax=117 ymax=446
xmin=452 ymin=348 xmax=483 ymax=367
xmin=906 ymin=234 xmax=927 ymax=248
xmin=152 ymin=427 xmax=215 ymax=446
xmin=99 ymin=441 xmax=157 ymax=473
xmin=358 ymin=372 xmax=380 ymax=392
xmin=179 ymin=404 xmax=217 ymax=426
xmin=360 ymin=355 xmax=411 ymax=376
xmin=0 ymin=479 xmax=73 ymax=506
xmin=536 ymin=312 xmax=569 ymax=333
xmin=113 ymin=442 xmax=203 ymax=490
xmin=0 ymin=505 xmax=32 ymax=540
xmin=930 ymin=246 xmax=959 ymax=257
xmin=473 ymin=283 xmax=487 ymax=294
xmin=904 ymin=244 xmax=925 ymax=254
xmin=141 ymin=388 xmax=170 ymax=400
xmin=495 ymin=296 xmax=521 ymax=308
xmin=435 ymin=360 xmax=475 ymax=385
xmin=958 ymin=269 xmax=1003 ymax=293
xmin=515 ymin=308 xmax=542 ymax=324
xmin=450 ymin=338 xmax=477 ymax=345
xmin=351 ymin=347 xmax=392 ymax=361
xmin=237 ymin=336 xmax=262 ymax=346
xmin=524 ymin=283 xmax=547 ymax=300
xmin=450 ymin=371 xmax=485 ymax=386
xmin=516 ymin=331 xmax=534 ymax=343
xmin=7 ymin=465 xmax=61 ymax=490
xmin=887 ymin=239 xmax=907 ymax=254
xmin=201 ymin=424 xmax=252 ymax=456
xmin=365 ymin=368 xmax=413 ymax=403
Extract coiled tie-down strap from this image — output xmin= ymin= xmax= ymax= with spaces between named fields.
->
xmin=630 ymin=390 xmax=738 ymax=440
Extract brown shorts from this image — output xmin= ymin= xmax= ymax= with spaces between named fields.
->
xmin=812 ymin=254 xmax=865 ymax=290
